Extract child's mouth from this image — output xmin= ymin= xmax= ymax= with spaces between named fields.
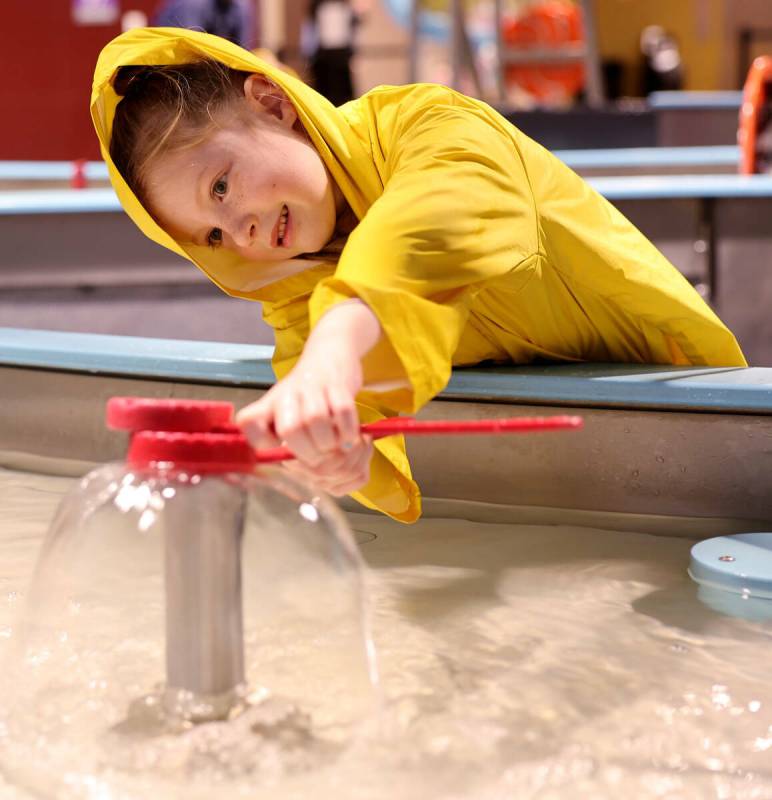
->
xmin=274 ymin=204 xmax=291 ymax=248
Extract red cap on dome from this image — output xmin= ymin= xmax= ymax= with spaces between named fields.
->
xmin=108 ymin=397 xmax=256 ymax=474
xmin=107 ymin=397 xmax=234 ymax=433
xmin=127 ymin=431 xmax=257 ymax=474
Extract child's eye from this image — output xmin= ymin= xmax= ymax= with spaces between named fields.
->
xmin=213 ymin=175 xmax=228 ymax=197
xmin=207 ymin=228 xmax=223 ymax=248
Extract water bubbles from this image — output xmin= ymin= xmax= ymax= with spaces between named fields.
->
xmin=138 ymin=508 xmax=156 ymax=532
xmin=753 ymin=736 xmax=772 ymax=752
xmin=27 ymin=647 xmax=52 ymax=667
xmin=711 ymin=685 xmax=731 ymax=709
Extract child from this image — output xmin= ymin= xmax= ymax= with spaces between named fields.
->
xmin=92 ymin=27 xmax=746 ymax=522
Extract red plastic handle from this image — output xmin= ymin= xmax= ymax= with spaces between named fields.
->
xmin=255 ymin=415 xmax=583 ymax=463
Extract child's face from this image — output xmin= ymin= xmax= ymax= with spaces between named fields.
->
xmin=145 ymin=77 xmax=342 ymax=262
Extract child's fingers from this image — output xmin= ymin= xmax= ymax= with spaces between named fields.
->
xmin=325 ymin=439 xmax=373 ymax=496
xmin=300 ymin=389 xmax=339 ymax=455
xmin=236 ymin=396 xmax=282 ymax=450
xmin=318 ymin=435 xmax=371 ymax=475
xmin=309 ymin=436 xmax=373 ymax=496
xmin=274 ymin=391 xmax=326 ymax=466
xmin=241 ymin=418 xmax=281 ymax=450
xmin=280 ymin=437 xmax=372 ymax=494
xmin=284 ymin=446 xmax=351 ymax=480
xmin=282 ymin=458 xmax=339 ymax=491
xmin=326 ymin=384 xmax=360 ymax=448
xmin=280 ymin=458 xmax=317 ymax=483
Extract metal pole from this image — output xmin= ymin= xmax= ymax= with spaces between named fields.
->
xmin=457 ymin=2 xmax=483 ymax=96
xmin=580 ymin=0 xmax=605 ymax=107
xmin=451 ymin=0 xmax=463 ymax=90
xmin=163 ymin=479 xmax=245 ymax=721
xmin=493 ymin=0 xmax=506 ymax=103
xmin=409 ymin=0 xmax=420 ymax=83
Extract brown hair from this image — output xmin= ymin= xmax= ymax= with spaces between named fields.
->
xmin=110 ymin=60 xmax=254 ymax=205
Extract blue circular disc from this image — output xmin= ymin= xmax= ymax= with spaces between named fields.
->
xmin=689 ymin=533 xmax=772 ymax=620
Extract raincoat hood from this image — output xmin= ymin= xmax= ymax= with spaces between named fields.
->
xmin=91 ymin=27 xmax=375 ymax=299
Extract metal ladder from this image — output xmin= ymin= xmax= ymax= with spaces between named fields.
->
xmin=408 ymin=0 xmax=604 ymax=106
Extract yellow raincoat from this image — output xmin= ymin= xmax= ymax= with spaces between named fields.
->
xmin=92 ymin=28 xmax=746 ymax=523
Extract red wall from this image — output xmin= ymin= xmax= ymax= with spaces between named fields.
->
xmin=0 ymin=1 xmax=160 ymax=160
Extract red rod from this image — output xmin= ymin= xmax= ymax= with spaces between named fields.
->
xmin=255 ymin=415 xmax=582 ymax=463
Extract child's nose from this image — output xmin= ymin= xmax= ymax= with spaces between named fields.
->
xmin=232 ymin=214 xmax=259 ymax=248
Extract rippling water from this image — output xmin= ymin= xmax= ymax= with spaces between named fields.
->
xmin=1 ymin=467 xmax=771 ymax=800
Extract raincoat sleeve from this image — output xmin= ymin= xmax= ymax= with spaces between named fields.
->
xmin=523 ymin=137 xmax=747 ymax=367
xmin=269 ymin=305 xmax=422 ymax=523
xmin=308 ymin=100 xmax=540 ymax=414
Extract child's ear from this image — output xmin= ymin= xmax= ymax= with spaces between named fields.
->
xmin=243 ymin=74 xmax=298 ymax=129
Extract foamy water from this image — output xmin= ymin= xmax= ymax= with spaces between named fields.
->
xmin=1 ymin=467 xmax=771 ymax=800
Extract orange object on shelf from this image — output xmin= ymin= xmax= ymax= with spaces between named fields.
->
xmin=502 ymin=0 xmax=585 ymax=103
xmin=738 ymin=55 xmax=772 ymax=175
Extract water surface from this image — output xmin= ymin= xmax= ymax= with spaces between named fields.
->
xmin=1 ymin=468 xmax=771 ymax=799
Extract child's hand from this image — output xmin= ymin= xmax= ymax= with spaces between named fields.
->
xmin=282 ymin=434 xmax=374 ymax=496
xmin=236 ymin=299 xmax=382 ymax=494
xmin=236 ymin=351 xmax=363 ymax=464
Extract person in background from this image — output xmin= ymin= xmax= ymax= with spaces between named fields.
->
xmin=639 ymin=25 xmax=684 ymax=95
xmin=304 ymin=0 xmax=368 ymax=106
xmin=152 ymin=0 xmax=256 ymax=49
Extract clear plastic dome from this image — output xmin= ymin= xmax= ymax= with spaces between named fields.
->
xmin=0 ymin=400 xmax=379 ymax=798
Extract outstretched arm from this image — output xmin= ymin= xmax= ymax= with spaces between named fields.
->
xmin=236 ymin=299 xmax=383 ymax=495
